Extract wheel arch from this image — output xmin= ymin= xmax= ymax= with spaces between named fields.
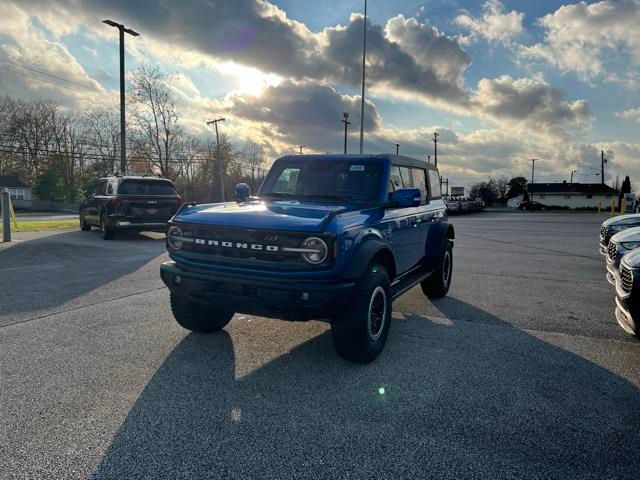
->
xmin=343 ymin=239 xmax=397 ymax=281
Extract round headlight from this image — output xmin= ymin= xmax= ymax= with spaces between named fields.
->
xmin=301 ymin=237 xmax=328 ymax=264
xmin=167 ymin=225 xmax=184 ymax=250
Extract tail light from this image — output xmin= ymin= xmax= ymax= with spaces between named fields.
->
xmin=177 ymin=195 xmax=185 ymax=207
xmin=113 ymin=196 xmax=122 ymax=209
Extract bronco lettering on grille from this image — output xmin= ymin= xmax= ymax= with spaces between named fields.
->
xmin=200 ymin=239 xmax=280 ymax=252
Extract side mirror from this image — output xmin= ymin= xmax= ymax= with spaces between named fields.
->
xmin=234 ymin=182 xmax=251 ymax=203
xmin=390 ymin=188 xmax=422 ymax=208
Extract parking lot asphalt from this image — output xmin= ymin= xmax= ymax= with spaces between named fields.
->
xmin=1 ymin=212 xmax=639 ymax=479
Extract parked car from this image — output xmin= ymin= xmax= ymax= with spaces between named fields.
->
xmin=518 ymin=201 xmax=547 ymax=211
xmin=615 ymin=248 xmax=640 ymax=336
xmin=599 ymin=214 xmax=640 ymax=255
xmin=160 ymin=154 xmax=454 ymax=363
xmin=80 ymin=174 xmax=183 ymax=239
xmin=444 ymin=196 xmax=460 ymax=213
xmin=605 ymin=227 xmax=640 ymax=285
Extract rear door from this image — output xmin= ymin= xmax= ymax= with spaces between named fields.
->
xmin=117 ymin=179 xmax=181 ymax=223
xmin=382 ymin=165 xmax=423 ymax=274
xmin=86 ymin=180 xmax=107 ymax=224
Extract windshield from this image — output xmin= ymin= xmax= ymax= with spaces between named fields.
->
xmin=118 ymin=180 xmax=177 ymax=196
xmin=259 ymin=160 xmax=384 ymax=202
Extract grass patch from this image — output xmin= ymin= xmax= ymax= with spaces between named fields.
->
xmin=0 ymin=219 xmax=79 ymax=232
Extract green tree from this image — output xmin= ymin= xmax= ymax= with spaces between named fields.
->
xmin=507 ymin=176 xmax=528 ymax=198
xmin=33 ymin=158 xmax=66 ymax=202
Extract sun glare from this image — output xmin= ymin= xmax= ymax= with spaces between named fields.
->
xmin=217 ymin=61 xmax=281 ymax=96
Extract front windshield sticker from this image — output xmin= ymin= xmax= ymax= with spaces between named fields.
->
xmin=350 ymin=165 xmax=365 ymax=171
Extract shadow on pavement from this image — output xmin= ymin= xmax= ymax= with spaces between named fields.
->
xmin=0 ymin=230 xmax=165 ymax=319
xmin=91 ymin=298 xmax=640 ymax=479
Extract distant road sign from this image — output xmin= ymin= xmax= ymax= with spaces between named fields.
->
xmin=450 ymin=187 xmax=465 ymax=196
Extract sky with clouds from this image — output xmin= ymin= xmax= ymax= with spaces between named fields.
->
xmin=1 ymin=0 xmax=639 ymax=188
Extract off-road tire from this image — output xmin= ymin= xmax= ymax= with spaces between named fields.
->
xmin=331 ymin=264 xmax=392 ymax=363
xmin=80 ymin=210 xmax=91 ymax=231
xmin=100 ymin=213 xmax=115 ymax=240
xmin=170 ymin=293 xmax=234 ymax=333
xmin=421 ymin=240 xmax=453 ymax=299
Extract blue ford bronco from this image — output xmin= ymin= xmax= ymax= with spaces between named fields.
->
xmin=160 ymin=154 xmax=454 ymax=362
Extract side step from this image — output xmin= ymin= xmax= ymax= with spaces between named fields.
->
xmin=390 ymin=265 xmax=432 ymax=300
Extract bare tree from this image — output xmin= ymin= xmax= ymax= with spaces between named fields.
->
xmin=245 ymin=142 xmax=266 ymax=193
xmin=12 ymin=99 xmax=58 ymax=179
xmin=129 ymin=65 xmax=181 ymax=178
xmin=86 ymin=107 xmax=120 ymax=176
xmin=494 ymin=175 xmax=509 ymax=200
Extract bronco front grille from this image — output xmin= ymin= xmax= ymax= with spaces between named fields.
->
xmin=608 ymin=241 xmax=617 ymax=261
xmin=620 ymin=264 xmax=634 ymax=294
xmin=174 ymin=224 xmax=334 ymax=270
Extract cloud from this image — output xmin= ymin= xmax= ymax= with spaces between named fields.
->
xmin=616 ymin=106 xmax=640 ymax=122
xmin=0 ymin=2 xmax=107 ymax=109
xmin=13 ymin=0 xmax=472 ymax=109
xmin=520 ymin=0 xmax=640 ymax=82
xmin=454 ymin=0 xmax=524 ymax=45
xmin=471 ymin=75 xmax=593 ymax=140
xmin=226 ymin=80 xmax=381 ymax=152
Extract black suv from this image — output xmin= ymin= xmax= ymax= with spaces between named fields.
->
xmin=80 ymin=175 xmax=183 ymax=239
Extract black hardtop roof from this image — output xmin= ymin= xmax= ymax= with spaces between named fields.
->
xmin=275 ymin=154 xmax=435 ymax=170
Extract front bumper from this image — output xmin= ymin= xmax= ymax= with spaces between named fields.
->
xmin=606 ymin=258 xmax=620 ymax=285
xmin=160 ymin=261 xmax=355 ymax=321
xmin=615 ymin=295 xmax=638 ymax=336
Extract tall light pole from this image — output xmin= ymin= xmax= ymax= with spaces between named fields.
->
xmin=359 ymin=0 xmax=368 ymax=154
xmin=395 ymin=143 xmax=400 ymax=155
xmin=206 ymin=118 xmax=226 ymax=202
xmin=103 ymin=20 xmax=139 ymax=174
xmin=530 ymin=158 xmax=537 ymax=202
xmin=601 ymin=150 xmax=607 ymax=185
xmin=296 ymin=145 xmax=306 ymax=154
xmin=570 ymin=170 xmax=576 ymax=184
xmin=341 ymin=113 xmax=351 ymax=154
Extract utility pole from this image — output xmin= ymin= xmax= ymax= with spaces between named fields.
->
xmin=440 ymin=176 xmax=449 ymax=196
xmin=341 ymin=113 xmax=351 ymax=154
xmin=433 ymin=132 xmax=439 ymax=167
xmin=296 ymin=145 xmax=306 ymax=154
xmin=395 ymin=143 xmax=400 ymax=156
xmin=359 ymin=0 xmax=367 ymax=154
xmin=103 ymin=20 xmax=139 ymax=174
xmin=206 ymin=118 xmax=226 ymax=202
xmin=601 ymin=150 xmax=607 ymax=185
xmin=530 ymin=158 xmax=537 ymax=202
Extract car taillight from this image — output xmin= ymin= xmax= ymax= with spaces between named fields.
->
xmin=113 ymin=196 xmax=122 ymax=209
xmin=177 ymin=195 xmax=184 ymax=207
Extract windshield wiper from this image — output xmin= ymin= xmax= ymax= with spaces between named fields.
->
xmin=299 ymin=194 xmax=353 ymax=202
xmin=259 ymin=192 xmax=293 ymax=199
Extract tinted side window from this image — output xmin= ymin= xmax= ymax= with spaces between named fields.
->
xmin=95 ymin=180 xmax=107 ymax=195
xmin=428 ymin=170 xmax=441 ymax=199
xmin=411 ymin=168 xmax=428 ymax=203
xmin=399 ymin=167 xmax=413 ymax=187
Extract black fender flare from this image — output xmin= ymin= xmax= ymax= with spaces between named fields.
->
xmin=343 ymin=239 xmax=396 ymax=280
xmin=424 ymin=222 xmax=455 ymax=269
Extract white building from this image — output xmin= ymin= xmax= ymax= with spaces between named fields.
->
xmin=528 ymin=182 xmax=618 ymax=209
xmin=0 ymin=175 xmax=32 ymax=209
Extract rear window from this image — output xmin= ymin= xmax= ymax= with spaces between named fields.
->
xmin=118 ymin=180 xmax=177 ymax=196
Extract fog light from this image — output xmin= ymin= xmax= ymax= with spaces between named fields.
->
xmin=174 ymin=275 xmax=182 ymax=285
xmin=301 ymin=292 xmax=309 ymax=301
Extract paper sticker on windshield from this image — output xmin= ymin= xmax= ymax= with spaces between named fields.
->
xmin=350 ymin=165 xmax=365 ymax=171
